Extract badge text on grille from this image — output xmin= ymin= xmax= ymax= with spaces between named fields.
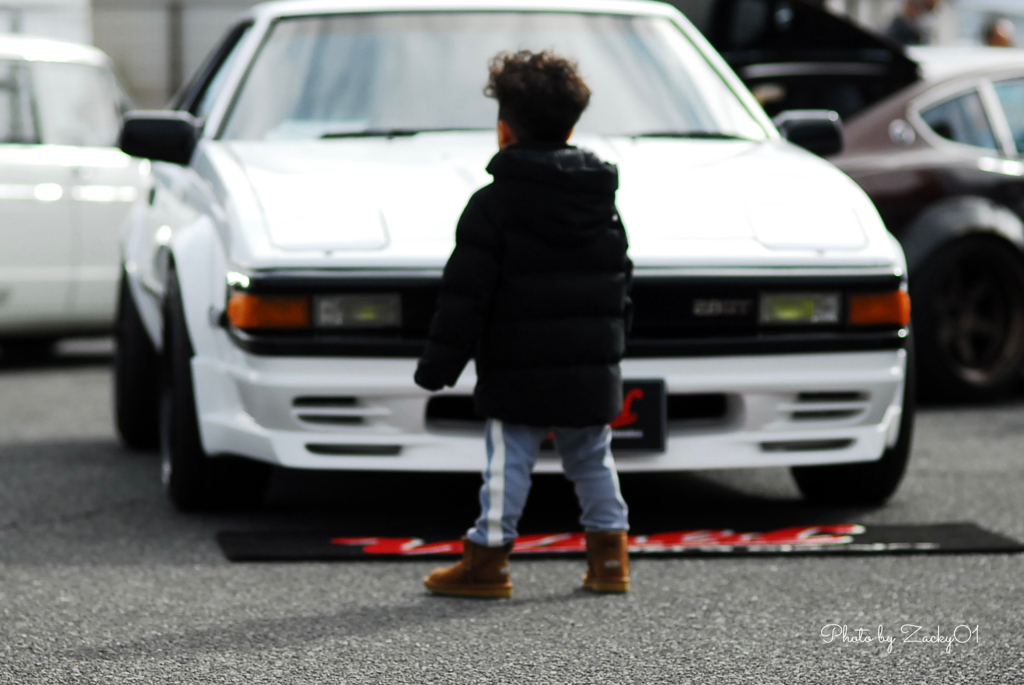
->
xmin=692 ymin=299 xmax=754 ymax=317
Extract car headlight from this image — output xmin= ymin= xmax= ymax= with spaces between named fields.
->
xmin=226 ymin=291 xmax=403 ymax=331
xmin=760 ymin=292 xmax=841 ymax=325
xmin=314 ymin=294 xmax=402 ymax=329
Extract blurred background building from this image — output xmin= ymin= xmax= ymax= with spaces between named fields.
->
xmin=1 ymin=0 xmax=1022 ymax=107
xmin=91 ymin=0 xmax=251 ymax=107
xmin=827 ymin=0 xmax=1022 ymax=47
xmin=1 ymin=0 xmax=91 ymax=43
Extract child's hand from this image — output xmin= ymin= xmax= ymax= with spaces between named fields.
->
xmin=414 ymin=365 xmax=445 ymax=392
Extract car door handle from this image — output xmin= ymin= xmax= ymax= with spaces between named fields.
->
xmin=72 ymin=166 xmax=97 ymax=181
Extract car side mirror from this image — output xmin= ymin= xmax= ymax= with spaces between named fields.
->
xmin=773 ymin=110 xmax=843 ymax=157
xmin=119 ymin=111 xmax=200 ymax=165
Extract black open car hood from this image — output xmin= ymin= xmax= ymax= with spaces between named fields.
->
xmin=672 ymin=0 xmax=921 ymax=118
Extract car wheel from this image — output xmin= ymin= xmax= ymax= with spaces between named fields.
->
xmin=913 ymin=237 xmax=1024 ymax=401
xmin=161 ymin=269 xmax=271 ymax=512
xmin=114 ymin=273 xmax=161 ymax=450
xmin=791 ymin=339 xmax=916 ymax=506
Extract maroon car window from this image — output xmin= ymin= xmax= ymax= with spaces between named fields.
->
xmin=994 ymin=79 xmax=1024 ymax=154
xmin=920 ymin=91 xmax=998 ymax=151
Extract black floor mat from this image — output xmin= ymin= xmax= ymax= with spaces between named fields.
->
xmin=218 ymin=523 xmax=1023 ymax=562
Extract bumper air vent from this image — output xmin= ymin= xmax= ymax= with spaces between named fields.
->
xmin=782 ymin=391 xmax=869 ymax=422
xmin=667 ymin=394 xmax=729 ymax=424
xmin=424 ymin=394 xmax=732 ymax=430
xmin=760 ymin=439 xmax=854 ymax=453
xmin=306 ymin=444 xmax=402 ymax=456
xmin=425 ymin=396 xmax=483 ymax=430
xmin=292 ymin=396 xmax=390 ymax=427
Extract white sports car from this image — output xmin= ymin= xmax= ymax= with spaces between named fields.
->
xmin=0 ymin=35 xmax=141 ymax=357
xmin=115 ymin=0 xmax=915 ymax=511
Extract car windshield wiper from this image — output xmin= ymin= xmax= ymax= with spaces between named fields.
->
xmin=320 ymin=127 xmax=489 ymax=139
xmin=630 ymin=131 xmax=756 ymax=140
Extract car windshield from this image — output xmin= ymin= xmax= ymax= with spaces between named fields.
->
xmin=221 ymin=12 xmax=767 ymax=141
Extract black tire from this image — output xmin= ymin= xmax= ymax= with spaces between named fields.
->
xmin=114 ymin=273 xmax=161 ymax=450
xmin=912 ymin=237 xmax=1024 ymax=401
xmin=161 ymin=269 xmax=271 ymax=512
xmin=791 ymin=339 xmax=916 ymax=506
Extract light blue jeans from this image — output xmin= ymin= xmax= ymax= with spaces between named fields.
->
xmin=466 ymin=419 xmax=630 ymax=548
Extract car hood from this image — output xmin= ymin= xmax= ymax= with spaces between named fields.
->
xmin=207 ymin=132 xmax=899 ymax=270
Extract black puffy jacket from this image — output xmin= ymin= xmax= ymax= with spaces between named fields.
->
xmin=414 ymin=142 xmax=632 ymax=427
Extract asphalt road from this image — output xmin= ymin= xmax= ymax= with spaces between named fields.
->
xmin=1 ymin=340 xmax=1022 ymax=684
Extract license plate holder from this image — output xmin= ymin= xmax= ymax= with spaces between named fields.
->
xmin=610 ymin=379 xmax=667 ymax=452
xmin=539 ymin=379 xmax=666 ymax=453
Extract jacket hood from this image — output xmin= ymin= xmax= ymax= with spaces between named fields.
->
xmin=486 ymin=143 xmax=620 ymax=246
xmin=486 ymin=143 xmax=619 ymax=195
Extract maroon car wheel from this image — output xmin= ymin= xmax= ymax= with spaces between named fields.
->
xmin=913 ymin=238 xmax=1024 ymax=401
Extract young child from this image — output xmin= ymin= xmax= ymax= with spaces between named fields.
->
xmin=414 ymin=50 xmax=632 ymax=598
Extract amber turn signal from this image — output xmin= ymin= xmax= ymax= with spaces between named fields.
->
xmin=227 ymin=293 xmax=310 ymax=330
xmin=848 ymin=291 xmax=911 ymax=327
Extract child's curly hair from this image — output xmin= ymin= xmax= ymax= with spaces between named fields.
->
xmin=485 ymin=50 xmax=591 ymax=143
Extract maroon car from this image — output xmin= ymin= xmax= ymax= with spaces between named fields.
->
xmin=832 ymin=48 xmax=1024 ymax=400
xmin=677 ymin=0 xmax=1024 ymax=400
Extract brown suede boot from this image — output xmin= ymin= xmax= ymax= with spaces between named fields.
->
xmin=583 ymin=531 xmax=630 ymax=593
xmin=423 ymin=537 xmax=513 ymax=598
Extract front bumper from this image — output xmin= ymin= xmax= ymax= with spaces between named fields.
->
xmin=192 ymin=349 xmax=907 ymax=473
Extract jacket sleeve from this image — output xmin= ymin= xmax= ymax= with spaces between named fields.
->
xmin=624 ymin=252 xmax=634 ymax=335
xmin=616 ymin=210 xmax=634 ymax=335
xmin=415 ymin=191 xmax=501 ymax=391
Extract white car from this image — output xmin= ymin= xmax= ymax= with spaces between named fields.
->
xmin=115 ymin=0 xmax=915 ymax=511
xmin=0 ymin=35 xmax=142 ymax=357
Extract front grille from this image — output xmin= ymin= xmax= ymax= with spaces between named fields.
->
xmin=631 ymin=281 xmax=757 ymax=339
xmin=229 ymin=272 xmax=906 ymax=357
